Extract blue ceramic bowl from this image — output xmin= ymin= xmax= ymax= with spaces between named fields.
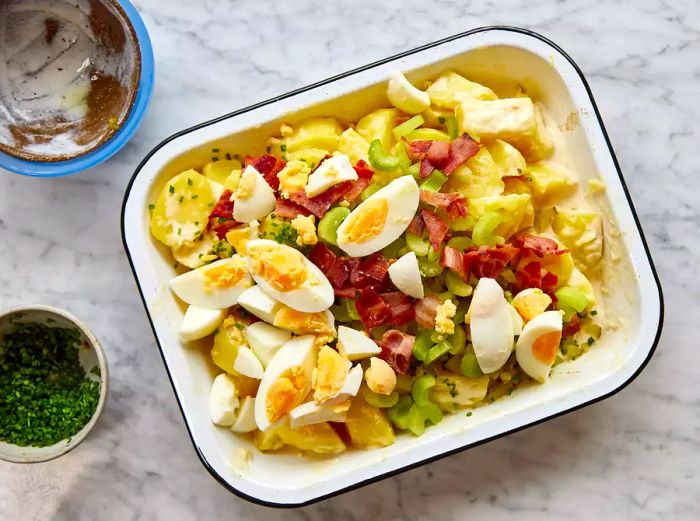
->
xmin=0 ymin=0 xmax=154 ymax=178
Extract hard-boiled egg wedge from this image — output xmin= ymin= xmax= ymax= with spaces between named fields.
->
xmin=336 ymin=175 xmax=419 ymax=257
xmin=289 ymin=399 xmax=351 ymax=429
xmin=233 ymin=346 xmax=264 ymax=380
xmin=178 ymin=306 xmax=227 ymax=342
xmin=388 ymin=251 xmax=424 ymax=299
xmin=273 ymin=306 xmax=336 ymax=346
xmin=515 ymin=311 xmax=563 ymax=383
xmin=336 ymin=325 xmax=381 ymax=360
xmin=245 ymin=322 xmax=292 ymax=367
xmin=169 ymin=256 xmax=252 ymax=309
xmin=232 ymin=165 xmax=276 ymax=223
xmin=510 ymin=304 xmax=524 ymax=336
xmin=512 ymin=288 xmax=552 ymax=322
xmin=255 ymin=335 xmax=318 ymax=431
xmin=237 ymin=285 xmax=282 ymax=323
xmin=469 ymin=278 xmax=515 ymax=373
xmin=305 ymin=154 xmax=358 ymax=198
xmin=324 ymin=364 xmax=363 ymax=405
xmin=230 ymin=396 xmax=257 ymax=433
xmin=387 ymin=71 xmax=431 ymax=114
xmin=246 ymin=239 xmax=334 ymax=313
xmin=209 ymin=373 xmax=239 ymax=426
xmin=312 ymin=346 xmax=351 ymax=403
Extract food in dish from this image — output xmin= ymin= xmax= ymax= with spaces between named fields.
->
xmin=148 ymin=69 xmax=605 ymax=455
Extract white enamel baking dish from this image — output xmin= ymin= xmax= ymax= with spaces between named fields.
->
xmin=121 ymin=27 xmax=663 ymax=507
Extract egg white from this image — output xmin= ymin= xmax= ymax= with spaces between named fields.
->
xmin=233 ymin=165 xmax=276 ymax=223
xmin=169 ymin=256 xmax=252 ymax=309
xmin=469 ymin=278 xmax=515 ymax=374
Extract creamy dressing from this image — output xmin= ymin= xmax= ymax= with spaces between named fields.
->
xmin=0 ymin=0 xmax=138 ymax=161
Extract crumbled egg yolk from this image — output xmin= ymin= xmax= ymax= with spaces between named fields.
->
xmin=266 ymin=367 xmax=308 ymax=423
xmin=312 ymin=346 xmax=351 ymax=403
xmin=364 ymin=357 xmax=397 ymax=395
xmin=587 ymin=178 xmax=606 ymax=194
xmin=273 ymin=305 xmax=336 ymax=345
xmin=434 ymin=298 xmax=457 ymax=335
xmin=203 ymin=258 xmax=247 ymax=289
xmin=225 ymin=221 xmax=259 ymax=254
xmin=278 ymin=160 xmax=311 ymax=198
xmin=234 ymin=168 xmax=257 ymax=200
xmin=512 ymin=289 xmax=552 ymax=322
xmin=532 ymin=331 xmax=562 ymax=365
xmin=291 ymin=215 xmax=318 ymax=247
xmin=338 ymin=198 xmax=388 ymax=244
xmin=248 ymin=244 xmax=308 ymax=292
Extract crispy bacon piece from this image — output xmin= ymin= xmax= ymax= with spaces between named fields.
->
xmin=244 ymin=154 xmax=285 ymax=191
xmin=408 ymin=214 xmax=425 ymax=236
xmin=542 ymin=271 xmax=558 ymax=298
xmin=514 ymin=261 xmax=543 ymax=290
xmin=419 ymin=159 xmax=436 ymax=178
xmin=209 ymin=190 xmax=234 ymax=219
xmin=426 ymin=140 xmax=451 ymax=169
xmin=443 ymin=133 xmax=480 ymax=174
xmin=407 ymin=140 xmax=432 ymax=161
xmin=353 ymin=159 xmax=375 ymax=180
xmin=464 ymin=244 xmax=520 ymax=279
xmin=447 ymin=197 xmax=468 ymax=219
xmin=419 ymin=190 xmax=467 ymax=215
xmin=342 ymin=177 xmax=371 ymax=203
xmin=334 ymin=286 xmax=356 ymax=299
xmin=210 ymin=220 xmax=241 ymax=239
xmin=274 ymin=198 xmax=310 ymax=218
xmin=308 ymin=243 xmax=349 ymax=289
xmin=562 ymin=313 xmax=581 ymax=337
xmin=355 ymin=289 xmax=392 ymax=329
xmin=513 ymin=233 xmax=566 ymax=258
xmin=288 ymin=182 xmax=351 ymax=218
xmin=349 ymin=253 xmax=390 ymax=290
xmin=441 ymin=246 xmax=467 ymax=280
xmin=415 ymin=295 xmax=442 ymax=329
xmin=380 ymin=291 xmax=415 ymax=326
xmin=420 ymin=209 xmax=449 ymax=251
xmin=378 ymin=329 xmax=415 ymax=374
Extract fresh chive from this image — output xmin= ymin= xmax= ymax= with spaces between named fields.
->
xmin=280 ymin=144 xmax=287 ymax=152
xmin=148 ymin=204 xmax=155 ymax=210
xmin=192 ymin=194 xmax=199 ymax=200
xmin=212 ymin=148 xmax=220 ymax=153
xmin=438 ymin=116 xmax=446 ymax=124
xmin=168 ymin=185 xmax=174 ymax=194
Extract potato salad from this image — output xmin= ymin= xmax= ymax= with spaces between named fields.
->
xmin=149 ymin=70 xmax=605 ymax=455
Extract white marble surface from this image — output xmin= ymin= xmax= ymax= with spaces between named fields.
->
xmin=0 ymin=0 xmax=698 ymax=519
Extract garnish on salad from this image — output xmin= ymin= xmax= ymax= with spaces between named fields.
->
xmin=149 ymin=70 xmax=605 ymax=455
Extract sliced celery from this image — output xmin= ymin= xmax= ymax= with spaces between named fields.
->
xmin=411 ymin=374 xmax=436 ymax=406
xmin=407 ymin=163 xmax=422 ymax=179
xmin=424 ymin=341 xmax=452 ymax=365
xmin=472 ymin=211 xmax=502 ymax=247
xmin=446 ymin=115 xmax=459 ymax=139
xmin=412 ymin=330 xmax=433 ymax=362
xmin=419 ymin=170 xmax=447 ymax=192
xmin=448 ymin=325 xmax=467 ymax=354
xmin=381 ymin=238 xmax=404 ymax=259
xmin=345 ymin=300 xmax=360 ymax=320
xmin=427 ymin=244 xmax=442 ymax=262
xmin=460 ymin=352 xmax=484 ymax=377
xmin=363 ymin=388 xmax=400 ymax=408
xmin=393 ymin=114 xmax=425 ymax=139
xmin=368 ymin=139 xmax=400 ymax=171
xmin=555 ymin=286 xmax=589 ymax=314
xmin=396 ymin=140 xmax=412 ymax=172
xmin=449 ymin=216 xmax=475 ymax=232
xmin=317 ymin=206 xmax=350 ymax=245
xmin=361 ymin=182 xmax=382 ymax=201
xmin=446 ymin=236 xmax=472 ymax=252
xmin=387 ymin=395 xmax=413 ymax=429
xmin=453 ymin=299 xmax=469 ymax=325
xmin=406 ymin=232 xmax=431 ymax=257
xmin=446 ymin=270 xmax=472 ymax=297
xmin=418 ymin=256 xmax=443 ymax=277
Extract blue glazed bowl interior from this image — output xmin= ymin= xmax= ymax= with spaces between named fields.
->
xmin=0 ymin=0 xmax=154 ymax=177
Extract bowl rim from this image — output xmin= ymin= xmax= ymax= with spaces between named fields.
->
xmin=0 ymin=304 xmax=109 ymax=463
xmin=0 ymin=0 xmax=155 ymax=178
xmin=120 ymin=25 xmax=664 ymax=507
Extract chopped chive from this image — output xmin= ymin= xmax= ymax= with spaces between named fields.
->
xmin=466 ymin=411 xmax=473 ymax=417
xmin=177 ymin=228 xmax=182 ymax=235
xmin=208 ymin=202 xmax=215 ymax=208
xmin=187 ymin=178 xmax=193 ymax=186
xmin=212 ymin=148 xmax=220 ymax=153
xmin=212 ymin=157 xmax=219 ymax=162
xmin=591 ymin=310 xmax=598 ymax=316
xmin=280 ymin=144 xmax=287 ymax=152
xmin=438 ymin=116 xmax=446 ymax=124
xmin=194 ymin=221 xmax=200 ymax=226
xmin=178 ymin=195 xmax=184 ymax=203
xmin=168 ymin=185 xmax=174 ymax=194
xmin=587 ymin=337 xmax=595 ymax=346
xmin=148 ymin=204 xmax=155 ymax=210
xmin=192 ymin=194 xmax=199 ymax=200
xmin=266 ymin=146 xmax=271 ymax=153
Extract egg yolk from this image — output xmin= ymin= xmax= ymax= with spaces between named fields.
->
xmin=248 ymin=245 xmax=307 ymax=292
xmin=203 ymin=259 xmax=247 ymax=289
xmin=312 ymin=346 xmax=350 ymax=403
xmin=513 ymin=291 xmax=552 ymax=322
xmin=273 ymin=306 xmax=335 ymax=345
xmin=339 ymin=198 xmax=388 ymax=244
xmin=266 ymin=367 xmax=308 ymax=422
xmin=234 ymin=168 xmax=256 ymax=200
xmin=532 ymin=331 xmax=562 ymax=364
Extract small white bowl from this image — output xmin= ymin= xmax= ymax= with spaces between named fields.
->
xmin=0 ymin=305 xmax=109 ymax=463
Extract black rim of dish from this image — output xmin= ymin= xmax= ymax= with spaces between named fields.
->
xmin=120 ymin=25 xmax=665 ymax=508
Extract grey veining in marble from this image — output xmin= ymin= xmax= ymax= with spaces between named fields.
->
xmin=1 ymin=0 xmax=698 ymax=519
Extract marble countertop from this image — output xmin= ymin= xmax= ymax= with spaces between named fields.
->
xmin=1 ymin=0 xmax=698 ymax=519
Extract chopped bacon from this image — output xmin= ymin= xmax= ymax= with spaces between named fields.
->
xmin=419 ymin=159 xmax=436 ymax=178
xmin=513 ymin=233 xmax=566 ymax=258
xmin=380 ymin=291 xmax=415 ymax=326
xmin=420 ymin=209 xmax=449 ymax=251
xmin=443 ymin=133 xmax=480 ymax=174
xmin=415 ymin=295 xmax=442 ymax=329
xmin=441 ymin=246 xmax=467 ymax=280
xmin=349 ymin=253 xmax=390 ymax=290
xmin=447 ymin=198 xmax=468 ymax=219
xmin=426 ymin=140 xmax=451 ymax=169
xmin=209 ymin=190 xmax=234 ymax=219
xmin=334 ymin=286 xmax=356 ymax=299
xmin=210 ymin=219 xmax=241 ymax=239
xmin=342 ymin=177 xmax=371 ymax=203
xmin=353 ymin=159 xmax=375 ymax=180
xmin=514 ymin=261 xmax=543 ymax=291
xmin=308 ymin=243 xmax=349 ymax=289
xmin=288 ymin=182 xmax=351 ymax=218
xmin=378 ymin=330 xmax=415 ymax=374
xmin=407 ymin=140 xmax=432 ymax=161
xmin=274 ymin=198 xmax=310 ymax=218
xmin=464 ymin=244 xmax=520 ymax=279
xmin=355 ymin=289 xmax=392 ymax=329
xmin=542 ymin=271 xmax=558 ymax=298
xmin=408 ymin=214 xmax=425 ymax=236
xmin=244 ymin=154 xmax=285 ymax=191
xmin=563 ymin=313 xmax=581 ymax=337
xmin=419 ymin=190 xmax=465 ymax=210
